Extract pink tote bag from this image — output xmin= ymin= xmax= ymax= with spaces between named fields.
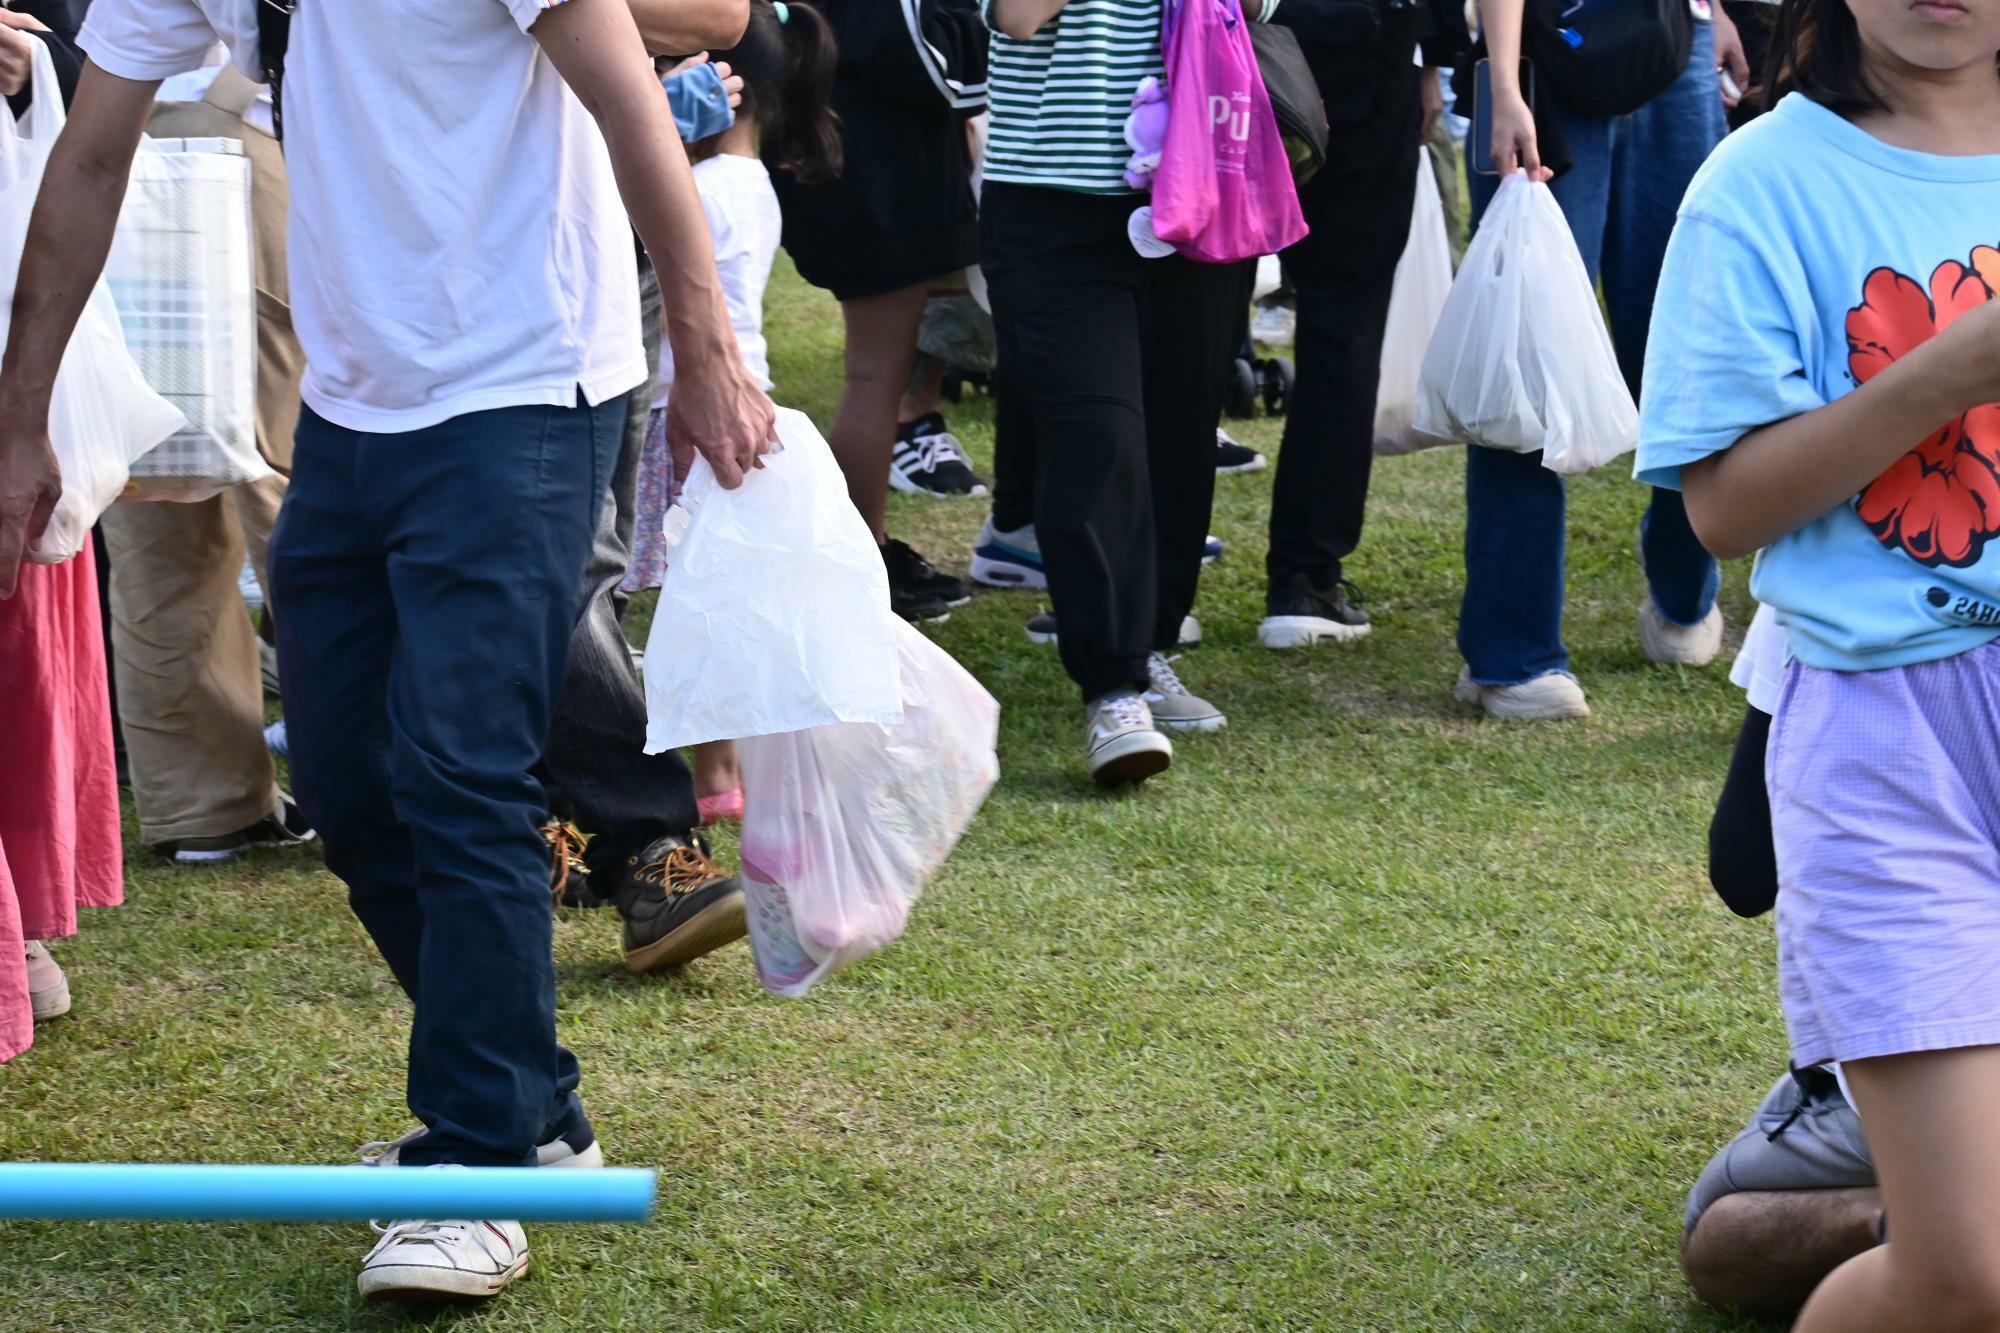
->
xmin=1149 ymin=0 xmax=1308 ymax=264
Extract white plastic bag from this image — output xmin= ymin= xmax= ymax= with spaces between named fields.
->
xmin=108 ymin=136 xmax=272 ymax=501
xmin=642 ymin=407 xmax=904 ymax=751
xmin=0 ymin=42 xmax=183 ymax=563
xmin=1373 ymin=150 xmax=1455 ymax=457
xmin=1413 ymin=172 xmax=1637 ymax=475
xmin=738 ymin=618 xmax=1000 ymax=997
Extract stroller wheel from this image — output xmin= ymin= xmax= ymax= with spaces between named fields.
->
xmin=1261 ymin=356 xmax=1295 ymax=416
xmin=1225 ymin=357 xmax=1259 ymax=419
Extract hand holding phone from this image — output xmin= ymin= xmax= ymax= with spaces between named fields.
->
xmin=1471 ymin=58 xmax=1546 ymax=180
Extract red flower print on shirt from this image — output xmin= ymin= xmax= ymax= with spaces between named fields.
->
xmin=1850 ymin=260 xmax=2000 ymax=568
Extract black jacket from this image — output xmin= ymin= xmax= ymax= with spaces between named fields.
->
xmin=771 ymin=0 xmax=989 ymax=296
xmin=6 ymin=0 xmax=85 ymax=120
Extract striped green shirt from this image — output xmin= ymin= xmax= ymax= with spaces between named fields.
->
xmin=980 ymin=0 xmax=1282 ymax=195
xmin=981 ymin=0 xmax=1164 ymax=194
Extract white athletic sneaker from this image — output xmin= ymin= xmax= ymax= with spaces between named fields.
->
xmin=358 ymin=1215 xmax=529 ymax=1304
xmin=1638 ymin=596 xmax=1724 ymax=668
xmin=359 ymin=1129 xmax=604 ymax=1170
xmin=969 ymin=517 xmax=1046 ymax=589
xmin=1143 ymin=653 xmax=1226 ymax=732
xmin=25 ymin=941 xmax=68 ymax=1021
xmin=1453 ymin=668 xmax=1591 ymax=721
xmin=1086 ymin=691 xmax=1173 ymax=786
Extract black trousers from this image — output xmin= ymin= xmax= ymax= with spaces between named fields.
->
xmin=540 ymin=256 xmax=701 ymax=874
xmin=1710 ymin=705 xmax=1780 ymax=918
xmin=1264 ymin=71 xmax=1424 ymax=598
xmin=981 ymin=183 xmax=1241 ymax=701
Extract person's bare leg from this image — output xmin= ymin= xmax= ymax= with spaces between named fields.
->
xmin=1795 ymin=1048 xmax=2000 ymax=1332
xmin=691 ymin=740 xmax=739 ymax=801
xmin=1682 ymin=1188 xmax=1882 ymax=1316
xmin=899 ymin=356 xmax=946 ymax=428
xmin=830 ymin=284 xmax=931 ymax=543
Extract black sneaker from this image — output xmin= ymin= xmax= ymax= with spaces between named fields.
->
xmin=883 ymin=538 xmax=970 ymax=608
xmin=1216 ymin=428 xmax=1267 ymax=476
xmin=167 ymin=792 xmax=317 ymax=864
xmin=607 ymin=835 xmax=746 ymax=973
xmin=543 ymin=819 xmax=608 ymax=909
xmin=890 ymin=413 xmax=989 ymax=498
xmin=1258 ymin=574 xmax=1372 ymax=650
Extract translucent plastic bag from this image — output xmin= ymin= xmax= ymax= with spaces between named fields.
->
xmin=0 ymin=42 xmax=184 ymax=563
xmin=642 ymin=407 xmax=904 ymax=752
xmin=1374 ymin=150 xmax=1456 ymax=457
xmin=109 ymin=136 xmax=272 ymax=502
xmin=1413 ymin=172 xmax=1636 ymax=475
xmin=738 ymin=619 xmax=1000 ymax=997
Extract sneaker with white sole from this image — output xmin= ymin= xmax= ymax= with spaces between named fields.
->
xmin=1260 ymin=575 xmax=1371 ymax=649
xmin=1638 ymin=596 xmax=1724 ymax=668
xmin=1216 ymin=429 xmax=1267 ymax=476
xmin=25 ymin=941 xmax=68 ymax=1021
xmin=1027 ymin=613 xmax=1201 ymax=647
xmin=890 ymin=414 xmax=988 ymax=497
xmin=1202 ymin=534 xmax=1225 ymax=566
xmin=1453 ymin=668 xmax=1591 ymax=721
xmin=1143 ymin=653 xmax=1225 ymax=732
xmin=969 ymin=517 xmax=1046 ymax=590
xmin=1086 ymin=691 xmax=1173 ymax=786
xmin=358 ymin=1212 xmax=530 ymax=1304
xmin=359 ymin=1127 xmax=604 ymax=1171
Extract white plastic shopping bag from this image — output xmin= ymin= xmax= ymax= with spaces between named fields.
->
xmin=1413 ymin=172 xmax=1637 ymax=475
xmin=108 ymin=136 xmax=272 ymax=501
xmin=1373 ymin=150 xmax=1455 ymax=456
xmin=642 ymin=407 xmax=904 ymax=751
xmin=0 ymin=42 xmax=184 ymax=563
xmin=738 ymin=618 xmax=1000 ymax=997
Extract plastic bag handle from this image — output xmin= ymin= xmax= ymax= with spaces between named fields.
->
xmin=14 ymin=39 xmax=65 ymax=142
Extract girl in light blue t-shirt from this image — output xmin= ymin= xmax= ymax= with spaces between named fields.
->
xmin=1635 ymin=0 xmax=2000 ymax=1323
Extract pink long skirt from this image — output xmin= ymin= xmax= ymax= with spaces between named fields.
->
xmin=0 ymin=551 xmax=122 ymax=1062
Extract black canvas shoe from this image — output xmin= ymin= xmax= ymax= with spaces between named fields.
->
xmin=167 ymin=793 xmax=317 ymax=864
xmin=890 ymin=413 xmax=989 ymax=497
xmin=1215 ymin=428 xmax=1267 ymax=475
xmin=1259 ymin=574 xmax=1372 ymax=650
xmin=883 ymin=537 xmax=970 ymax=607
xmin=609 ymin=836 xmax=746 ymax=973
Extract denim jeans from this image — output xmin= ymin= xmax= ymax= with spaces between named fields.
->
xmin=270 ymin=397 xmax=621 ymax=1166
xmin=1458 ymin=24 xmax=1726 ymax=685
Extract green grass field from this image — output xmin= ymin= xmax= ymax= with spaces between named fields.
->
xmin=1 ymin=262 xmax=1783 ymax=1331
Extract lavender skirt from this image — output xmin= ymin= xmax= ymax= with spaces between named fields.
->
xmin=621 ymin=409 xmax=674 ymax=596
xmin=1769 ymin=638 xmax=2000 ymax=1068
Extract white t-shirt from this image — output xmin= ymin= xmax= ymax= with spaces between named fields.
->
xmin=655 ymin=154 xmax=778 ymax=407
xmin=81 ymin=0 xmax=645 ymax=434
xmin=1731 ymin=602 xmax=1788 ymax=715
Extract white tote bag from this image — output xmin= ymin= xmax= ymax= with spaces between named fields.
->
xmin=107 ymin=135 xmax=272 ymax=501
xmin=1413 ymin=172 xmax=1637 ymax=475
xmin=642 ymin=408 xmax=905 ymax=752
xmin=1373 ymin=149 xmax=1456 ymax=457
xmin=0 ymin=42 xmax=184 ymax=564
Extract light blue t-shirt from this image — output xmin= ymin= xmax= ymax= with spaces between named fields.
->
xmin=1637 ymin=94 xmax=2000 ymax=672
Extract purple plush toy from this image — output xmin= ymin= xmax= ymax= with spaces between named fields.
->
xmin=1122 ymin=76 xmax=1169 ymax=191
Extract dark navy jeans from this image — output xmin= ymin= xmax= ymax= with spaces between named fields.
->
xmin=270 ymin=397 xmax=621 ymax=1167
xmin=1459 ymin=23 xmax=1726 ymax=686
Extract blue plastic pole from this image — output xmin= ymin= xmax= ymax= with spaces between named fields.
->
xmin=0 ymin=1164 xmax=656 ymax=1222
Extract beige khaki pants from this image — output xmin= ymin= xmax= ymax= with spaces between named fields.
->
xmin=100 ymin=72 xmax=303 ymax=845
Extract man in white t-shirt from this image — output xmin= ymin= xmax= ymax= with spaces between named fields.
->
xmin=0 ymin=0 xmax=772 ymax=1304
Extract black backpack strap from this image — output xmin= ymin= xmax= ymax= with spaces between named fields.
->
xmin=257 ymin=0 xmax=292 ymax=142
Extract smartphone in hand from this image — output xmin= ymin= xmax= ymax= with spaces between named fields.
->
xmin=1470 ymin=57 xmax=1536 ymax=177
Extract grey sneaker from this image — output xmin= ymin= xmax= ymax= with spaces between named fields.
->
xmin=1143 ymin=653 xmax=1226 ymax=732
xmin=25 ymin=941 xmax=68 ymax=1021
xmin=1086 ymin=691 xmax=1173 ymax=786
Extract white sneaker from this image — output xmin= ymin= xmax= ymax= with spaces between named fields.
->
xmin=1638 ymin=596 xmax=1724 ymax=668
xmin=1086 ymin=691 xmax=1173 ymax=786
xmin=1143 ymin=653 xmax=1226 ymax=732
xmin=1453 ymin=668 xmax=1591 ymax=721
xmin=358 ymin=1215 xmax=529 ymax=1304
xmin=25 ymin=941 xmax=68 ymax=1021
xmin=359 ymin=1129 xmax=604 ymax=1170
xmin=969 ymin=517 xmax=1046 ymax=590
